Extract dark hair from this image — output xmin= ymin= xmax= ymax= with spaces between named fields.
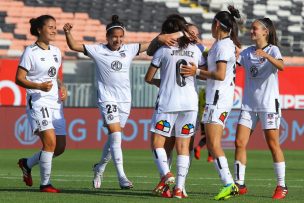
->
xmin=166 ymin=14 xmax=187 ymax=24
xmin=214 ymin=5 xmax=241 ymax=48
xmin=256 ymin=18 xmax=278 ymax=46
xmin=161 ymin=17 xmax=191 ymax=49
xmin=29 ymin=15 xmax=55 ymax=37
xmin=106 ymin=15 xmax=125 ymax=36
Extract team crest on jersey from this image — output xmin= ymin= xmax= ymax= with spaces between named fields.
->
xmin=111 ymin=61 xmax=122 ymax=71
xmin=250 ymin=66 xmax=258 ymax=77
xmin=219 ymin=112 xmax=228 ymax=123
xmin=181 ymin=124 xmax=194 ymax=135
xmin=119 ymin=51 xmax=126 ymax=58
xmin=48 ymin=66 xmax=56 ymax=77
xmin=259 ymin=57 xmax=266 ymax=63
xmin=155 ymin=120 xmax=171 ymax=133
xmin=53 ymin=55 xmax=58 ymax=63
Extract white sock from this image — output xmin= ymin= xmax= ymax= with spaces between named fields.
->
xmin=234 ymin=160 xmax=246 ymax=185
xmin=214 ymin=156 xmax=234 ymax=185
xmin=27 ymin=151 xmax=41 ymax=169
xmin=274 ymin=162 xmax=285 ymax=187
xmin=109 ymin=132 xmax=126 ymax=179
xmin=153 ymin=148 xmax=170 ymax=177
xmin=176 ymin=155 xmax=190 ymax=189
xmin=39 ymin=151 xmax=54 ymax=186
xmin=167 ymin=152 xmax=173 ymax=170
xmin=96 ymin=138 xmax=112 ymax=173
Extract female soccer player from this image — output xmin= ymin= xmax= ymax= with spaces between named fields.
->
xmin=234 ymin=18 xmax=287 ymax=199
xmin=145 ymin=17 xmax=204 ymax=199
xmin=16 ymin=15 xmax=67 ymax=193
xmin=181 ymin=5 xmax=241 ymax=200
xmin=63 ymin=15 xmax=177 ymax=190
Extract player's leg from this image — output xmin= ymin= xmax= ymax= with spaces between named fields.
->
xmin=164 ymin=136 xmax=175 ymax=170
xmin=203 ymin=105 xmax=238 ymax=200
xmin=261 ymin=112 xmax=287 ymax=199
xmin=234 ymin=110 xmax=256 ymax=194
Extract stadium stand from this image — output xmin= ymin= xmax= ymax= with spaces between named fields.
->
xmin=0 ymin=0 xmax=303 ymax=63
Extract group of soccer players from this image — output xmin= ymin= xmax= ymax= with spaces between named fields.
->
xmin=16 ymin=4 xmax=287 ymax=201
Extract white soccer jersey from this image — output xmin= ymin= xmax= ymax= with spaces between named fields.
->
xmin=152 ymin=44 xmax=204 ymax=113
xmin=205 ymin=37 xmax=236 ymax=108
xmin=84 ymin=43 xmax=140 ymax=103
xmin=19 ymin=43 xmax=62 ymax=109
xmin=237 ymin=44 xmax=282 ymax=112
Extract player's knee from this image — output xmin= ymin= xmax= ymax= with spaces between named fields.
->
xmin=235 ymin=138 xmax=246 ymax=149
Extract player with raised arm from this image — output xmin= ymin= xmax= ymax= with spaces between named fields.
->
xmin=16 ymin=15 xmax=67 ymax=193
xmin=234 ymin=17 xmax=287 ymax=199
xmin=181 ymin=5 xmax=242 ymax=200
xmin=145 ymin=17 xmax=204 ymax=199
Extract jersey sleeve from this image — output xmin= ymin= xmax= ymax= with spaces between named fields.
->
xmin=19 ymin=47 xmax=33 ymax=72
xmin=127 ymin=43 xmax=140 ymax=57
xmin=271 ymin=46 xmax=283 ymax=60
xmin=215 ymin=43 xmax=232 ymax=63
xmin=83 ymin=44 xmax=99 ymax=59
xmin=151 ymin=47 xmax=163 ymax=68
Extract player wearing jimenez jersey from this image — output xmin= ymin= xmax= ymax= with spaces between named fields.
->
xmin=234 ymin=18 xmax=287 ymax=200
xmin=145 ymin=17 xmax=204 ymax=199
xmin=181 ymin=6 xmax=241 ymax=200
xmin=16 ymin=15 xmax=67 ymax=193
xmin=63 ymin=15 xmax=179 ymax=190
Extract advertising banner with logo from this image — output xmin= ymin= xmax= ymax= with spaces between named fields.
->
xmin=1 ymin=107 xmax=303 ymax=150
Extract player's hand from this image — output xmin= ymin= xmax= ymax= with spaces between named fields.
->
xmin=255 ymin=49 xmax=269 ymax=58
xmin=59 ymin=85 xmax=68 ymax=101
xmin=180 ymin=62 xmax=197 ymax=76
xmin=63 ymin=23 xmax=73 ymax=33
xmin=39 ymin=81 xmax=53 ymax=92
xmin=158 ymin=34 xmax=177 ymax=46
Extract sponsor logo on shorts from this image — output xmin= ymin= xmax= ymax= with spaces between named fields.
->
xmin=219 ymin=112 xmax=228 ymax=123
xmin=155 ymin=120 xmax=170 ymax=133
xmin=107 ymin=114 xmax=114 ymax=121
xmin=42 ymin=120 xmax=48 ymax=126
xmin=181 ymin=123 xmax=194 ymax=135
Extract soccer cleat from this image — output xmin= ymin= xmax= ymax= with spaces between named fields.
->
xmin=194 ymin=146 xmax=201 ymax=160
xmin=182 ymin=186 xmax=188 ymax=198
xmin=173 ymin=187 xmax=187 ymax=199
xmin=236 ymin=183 xmax=248 ymax=195
xmin=161 ymin=184 xmax=172 ymax=198
xmin=207 ymin=155 xmax=213 ymax=163
xmin=92 ymin=163 xmax=103 ymax=189
xmin=119 ymin=177 xmax=133 ymax=189
xmin=40 ymin=184 xmax=60 ymax=193
xmin=18 ymin=158 xmax=33 ymax=187
xmin=214 ymin=183 xmax=239 ymax=200
xmin=153 ymin=172 xmax=175 ymax=195
xmin=272 ymin=185 xmax=288 ymax=199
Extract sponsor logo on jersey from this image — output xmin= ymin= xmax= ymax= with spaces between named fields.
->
xmin=181 ymin=123 xmax=194 ymax=135
xmin=42 ymin=120 xmax=48 ymax=126
xmin=15 ymin=114 xmax=39 ymax=145
xmin=48 ymin=66 xmax=56 ymax=77
xmin=250 ymin=66 xmax=258 ymax=77
xmin=219 ymin=112 xmax=228 ymax=123
xmin=111 ymin=61 xmax=122 ymax=71
xmin=53 ymin=55 xmax=58 ymax=63
xmin=155 ymin=120 xmax=170 ymax=133
xmin=107 ymin=114 xmax=114 ymax=121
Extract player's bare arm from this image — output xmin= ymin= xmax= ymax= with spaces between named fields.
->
xmin=63 ymin=23 xmax=85 ymax=52
xmin=144 ymin=65 xmax=160 ymax=87
xmin=15 ymin=67 xmax=53 ymax=91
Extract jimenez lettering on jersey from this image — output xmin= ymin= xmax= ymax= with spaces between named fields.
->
xmin=171 ymin=50 xmax=194 ymax=57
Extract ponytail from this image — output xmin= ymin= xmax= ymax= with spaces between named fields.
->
xmin=29 ymin=15 xmax=55 ymax=37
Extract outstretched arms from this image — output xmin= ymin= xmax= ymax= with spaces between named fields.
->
xmin=63 ymin=23 xmax=84 ymax=53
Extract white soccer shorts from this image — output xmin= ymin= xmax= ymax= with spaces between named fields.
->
xmin=26 ymin=104 xmax=66 ymax=136
xmin=98 ymin=101 xmax=131 ymax=128
xmin=202 ymin=104 xmax=231 ymax=128
xmin=150 ymin=111 xmax=198 ymax=138
xmin=238 ymin=110 xmax=281 ymax=130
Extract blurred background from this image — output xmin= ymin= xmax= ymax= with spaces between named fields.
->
xmin=0 ymin=0 xmax=303 ymax=150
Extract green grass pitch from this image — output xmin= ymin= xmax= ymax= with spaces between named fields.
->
xmin=0 ymin=149 xmax=303 ymax=203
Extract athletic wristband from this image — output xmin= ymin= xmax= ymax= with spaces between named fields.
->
xmin=196 ymin=68 xmax=201 ymax=76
